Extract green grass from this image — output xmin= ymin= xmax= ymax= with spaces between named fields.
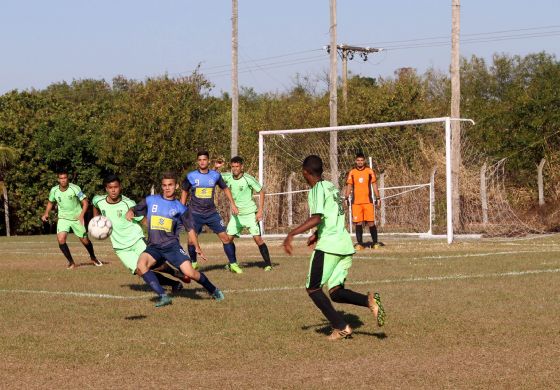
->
xmin=1 ymin=234 xmax=559 ymax=389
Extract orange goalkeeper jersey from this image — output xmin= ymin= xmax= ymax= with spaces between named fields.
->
xmin=346 ymin=167 xmax=376 ymax=205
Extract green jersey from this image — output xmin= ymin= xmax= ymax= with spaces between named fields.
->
xmin=92 ymin=194 xmax=144 ymax=250
xmin=308 ymin=180 xmax=355 ymax=255
xmin=222 ymin=172 xmax=262 ymax=215
xmin=48 ymin=183 xmax=86 ymax=220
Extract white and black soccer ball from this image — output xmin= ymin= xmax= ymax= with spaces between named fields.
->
xmin=88 ymin=216 xmax=113 ymax=240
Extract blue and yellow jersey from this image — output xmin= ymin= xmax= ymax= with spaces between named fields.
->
xmin=132 ymin=195 xmax=193 ymax=248
xmin=181 ymin=169 xmax=227 ymax=216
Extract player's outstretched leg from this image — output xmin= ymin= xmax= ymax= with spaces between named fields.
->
xmin=79 ymin=236 xmax=103 ymax=266
xmin=307 ymin=288 xmax=352 ymax=341
xmin=56 ymin=232 xmax=76 ymax=269
xmin=137 ymin=253 xmax=172 ymax=307
xmin=329 ymin=286 xmax=386 ymax=327
xmin=179 ymin=262 xmax=224 ymax=301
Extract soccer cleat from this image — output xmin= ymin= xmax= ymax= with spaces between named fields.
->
xmin=155 ymin=295 xmax=172 ymax=307
xmin=327 ymin=325 xmax=353 ymax=341
xmin=354 ymin=243 xmax=365 ymax=251
xmin=191 ymin=261 xmax=199 ymax=271
xmin=264 ymin=265 xmax=273 ymax=272
xmin=66 ymin=261 xmax=76 ymax=270
xmin=171 ymin=282 xmax=183 ymax=293
xmin=226 ymin=263 xmax=243 ymax=274
xmin=372 ymin=243 xmax=381 ymax=250
xmin=368 ymin=291 xmax=386 ymax=327
xmin=211 ymin=288 xmax=225 ymax=301
xmin=91 ymin=258 xmax=103 ymax=267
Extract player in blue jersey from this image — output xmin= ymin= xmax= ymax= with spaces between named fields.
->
xmin=180 ymin=151 xmax=243 ymax=274
xmin=126 ymin=172 xmax=224 ymax=307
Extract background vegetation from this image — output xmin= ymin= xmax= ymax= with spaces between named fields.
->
xmin=0 ymin=52 xmax=558 ymax=234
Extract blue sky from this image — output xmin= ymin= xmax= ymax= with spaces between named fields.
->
xmin=1 ymin=0 xmax=559 ymax=95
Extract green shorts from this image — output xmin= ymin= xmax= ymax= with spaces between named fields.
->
xmin=57 ymin=219 xmax=87 ymax=238
xmin=226 ymin=213 xmax=261 ymax=236
xmin=114 ymin=239 xmax=147 ymax=274
xmin=306 ymin=250 xmax=352 ymax=290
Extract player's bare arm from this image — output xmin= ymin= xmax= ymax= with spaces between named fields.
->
xmin=223 ymin=187 xmax=239 ymax=215
xmin=187 ymin=229 xmax=207 ymax=261
xmin=41 ymin=201 xmax=53 ymax=222
xmin=282 ymin=214 xmax=322 ymax=255
xmin=256 ymin=190 xmax=265 ymax=221
xmin=78 ymin=198 xmax=88 ymax=225
xmin=92 ymin=206 xmax=100 ymax=217
xmin=180 ymin=189 xmax=188 ymax=205
xmin=373 ymin=182 xmax=381 ymax=206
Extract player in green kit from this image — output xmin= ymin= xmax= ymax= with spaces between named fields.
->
xmin=218 ymin=156 xmax=272 ymax=271
xmin=41 ymin=170 xmax=101 ymax=269
xmin=283 ymin=155 xmax=386 ymax=341
xmin=92 ymin=174 xmax=188 ymax=291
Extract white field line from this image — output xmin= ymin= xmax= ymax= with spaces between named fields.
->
xmin=0 ymin=268 xmax=558 ymax=300
xmin=0 ymin=289 xmax=151 ymax=300
xmin=2 ymin=248 xmax=560 ymax=262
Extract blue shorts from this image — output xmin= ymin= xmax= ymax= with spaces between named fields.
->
xmin=192 ymin=212 xmax=226 ymax=234
xmin=144 ymin=242 xmax=190 ymax=269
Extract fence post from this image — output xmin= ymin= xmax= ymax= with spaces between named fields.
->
xmin=287 ymin=172 xmax=294 ymax=226
xmin=379 ymin=172 xmax=385 ymax=227
xmin=480 ymin=162 xmax=488 ymax=225
xmin=538 ymin=158 xmax=545 ymax=206
xmin=429 ymin=167 xmax=437 ymax=235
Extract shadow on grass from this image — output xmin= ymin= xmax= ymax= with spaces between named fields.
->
xmin=75 ymin=260 xmax=111 ymax=267
xmin=195 ymin=261 xmax=279 ymax=273
xmin=301 ymin=311 xmax=388 ymax=339
xmin=122 ymin=283 xmax=208 ymax=300
xmin=124 ymin=315 xmax=147 ymax=321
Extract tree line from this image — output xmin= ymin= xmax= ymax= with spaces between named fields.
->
xmin=0 ymin=52 xmax=558 ymax=234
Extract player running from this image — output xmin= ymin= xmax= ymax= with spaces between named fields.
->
xmin=92 ymin=174 xmax=189 ymax=293
xmin=283 ymin=155 xmax=385 ymax=341
xmin=217 ymin=156 xmax=273 ymax=271
xmin=127 ymin=172 xmax=224 ymax=307
xmin=41 ymin=170 xmax=102 ymax=269
xmin=180 ymin=150 xmax=242 ymax=274
xmin=344 ymin=152 xmax=382 ymax=250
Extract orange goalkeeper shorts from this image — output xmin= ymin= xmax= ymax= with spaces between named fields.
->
xmin=352 ymin=203 xmax=375 ymax=223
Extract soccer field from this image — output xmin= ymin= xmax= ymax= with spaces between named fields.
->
xmin=1 ymin=234 xmax=559 ymax=389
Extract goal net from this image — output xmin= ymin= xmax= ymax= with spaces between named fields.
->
xmin=257 ymin=117 xmax=541 ymax=241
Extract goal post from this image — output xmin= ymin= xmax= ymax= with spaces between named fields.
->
xmin=258 ymin=117 xmax=475 ymax=243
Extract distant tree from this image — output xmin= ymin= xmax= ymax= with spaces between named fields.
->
xmin=0 ymin=145 xmax=18 ymax=236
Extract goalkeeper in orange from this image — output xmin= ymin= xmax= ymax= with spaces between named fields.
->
xmin=344 ymin=152 xmax=382 ymax=250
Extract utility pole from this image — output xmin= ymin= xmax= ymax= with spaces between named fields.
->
xmin=326 ymin=44 xmax=381 ymax=111
xmin=231 ymin=0 xmax=239 ymax=158
xmin=450 ymin=0 xmax=461 ymax=231
xmin=329 ymin=0 xmax=338 ymax=186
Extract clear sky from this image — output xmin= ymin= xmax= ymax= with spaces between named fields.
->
xmin=1 ymin=0 xmax=559 ymax=95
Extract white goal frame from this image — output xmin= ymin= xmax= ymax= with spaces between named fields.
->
xmin=258 ymin=117 xmax=475 ymax=244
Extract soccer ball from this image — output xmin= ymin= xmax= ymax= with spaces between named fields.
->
xmin=88 ymin=216 xmax=113 ymax=240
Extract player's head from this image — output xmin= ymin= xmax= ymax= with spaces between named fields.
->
xmin=56 ymin=170 xmax=69 ymax=187
xmin=302 ymin=155 xmax=323 ymax=185
xmin=103 ymin=174 xmax=122 ymax=201
xmin=197 ymin=150 xmax=210 ymax=170
xmin=230 ymin=156 xmax=244 ymax=176
xmin=161 ymin=171 xmax=178 ymax=199
xmin=355 ymin=152 xmax=366 ymax=168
